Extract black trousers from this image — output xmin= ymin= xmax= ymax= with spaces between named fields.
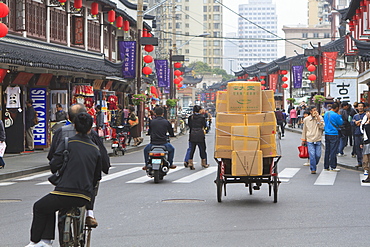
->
xmin=30 ymin=193 xmax=88 ymax=242
xmin=189 ymin=141 xmax=207 ymax=161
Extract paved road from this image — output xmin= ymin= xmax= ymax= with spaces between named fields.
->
xmin=1 ymin=129 xmax=368 ymax=246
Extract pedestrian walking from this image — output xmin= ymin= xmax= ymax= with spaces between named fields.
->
xmin=55 ymin=103 xmax=67 ymax=122
xmin=282 ymin=109 xmax=288 ymax=128
xmin=350 ymin=102 xmax=359 ymax=157
xmin=361 ymin=108 xmax=370 ymax=182
xmin=25 ymin=112 xmax=102 ymax=247
xmin=115 ymin=104 xmax=124 ymax=127
xmin=275 ymin=108 xmax=285 ymax=137
xmin=338 ymin=102 xmax=351 ymax=156
xmin=25 ymin=99 xmax=36 ymax=151
xmin=0 ymin=119 xmax=6 ymax=169
xmin=186 ymin=105 xmax=209 ymax=170
xmin=128 ymin=106 xmax=143 ymax=146
xmin=290 ymin=107 xmax=298 ymax=128
xmin=301 ymin=106 xmax=324 ymax=174
xmin=351 ymin=102 xmax=366 ymax=168
xmin=323 ymin=102 xmax=343 ymax=172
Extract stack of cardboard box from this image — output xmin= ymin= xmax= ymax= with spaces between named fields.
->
xmin=214 ymin=81 xmax=278 ymax=176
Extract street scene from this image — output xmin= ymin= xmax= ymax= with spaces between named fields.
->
xmin=0 ymin=0 xmax=369 ymax=246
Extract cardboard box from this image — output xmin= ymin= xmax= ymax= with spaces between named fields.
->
xmin=231 ymin=137 xmax=260 ymax=151
xmin=231 ymin=150 xmax=263 ymax=176
xmin=216 ymin=91 xmax=228 ymax=112
xmin=215 ymin=135 xmax=231 ymax=149
xmin=227 ymin=81 xmax=262 ymax=114
xmin=231 ymin=126 xmax=260 ymax=138
xmin=214 ymin=149 xmax=232 ymax=159
xmin=216 ymin=102 xmax=228 ymax=112
xmin=262 ymin=90 xmax=275 ymax=112
xmin=245 ymin=112 xmax=277 ymax=136
xmin=216 ymin=113 xmax=246 ymax=136
xmin=260 ymin=134 xmax=278 ymax=157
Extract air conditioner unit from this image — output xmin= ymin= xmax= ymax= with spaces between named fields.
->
xmin=345 ymin=55 xmax=356 ymax=64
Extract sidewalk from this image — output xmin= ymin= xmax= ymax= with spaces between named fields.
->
xmin=285 ymin=126 xmax=362 ymax=171
xmin=0 ymin=129 xmax=182 ymax=181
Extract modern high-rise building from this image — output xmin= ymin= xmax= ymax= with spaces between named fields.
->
xmin=237 ymin=0 xmax=278 ymax=67
xmin=223 ymin=32 xmax=239 ymax=75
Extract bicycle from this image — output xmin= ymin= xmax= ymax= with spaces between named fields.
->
xmin=58 ymin=206 xmax=93 ymax=247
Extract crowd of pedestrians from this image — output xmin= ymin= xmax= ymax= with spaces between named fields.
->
xmin=277 ymin=100 xmax=370 ymax=180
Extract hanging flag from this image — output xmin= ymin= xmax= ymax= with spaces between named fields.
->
xmin=322 ymin=52 xmax=338 ymax=83
xmin=154 ymin=59 xmax=170 ymax=87
xmin=119 ymin=41 xmax=136 ymax=79
xmin=292 ymin=66 xmax=304 ymax=89
xmin=269 ymin=73 xmax=278 ymax=91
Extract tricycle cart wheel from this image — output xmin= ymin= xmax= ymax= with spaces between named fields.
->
xmin=216 ymin=178 xmax=223 ymax=202
xmin=273 ymin=175 xmax=278 ymax=203
xmin=248 ymin=183 xmax=253 ymax=195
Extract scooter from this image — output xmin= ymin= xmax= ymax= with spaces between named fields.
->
xmin=146 ymin=145 xmax=169 ymax=183
xmin=111 ymin=125 xmax=130 ymax=156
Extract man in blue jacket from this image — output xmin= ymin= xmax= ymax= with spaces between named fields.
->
xmin=351 ymin=102 xmax=366 ymax=168
xmin=324 ymin=102 xmax=343 ymax=171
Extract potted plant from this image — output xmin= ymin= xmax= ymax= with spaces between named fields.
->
xmin=166 ymin=99 xmax=178 ymax=108
xmin=131 ymin=94 xmax=147 ymax=105
xmin=286 ymin=98 xmax=296 ymax=104
xmin=313 ymin=95 xmax=326 ymax=104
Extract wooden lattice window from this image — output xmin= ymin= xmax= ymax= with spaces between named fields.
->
xmin=26 ymin=0 xmax=46 ymax=39
xmin=50 ymin=8 xmax=67 ymax=44
xmin=88 ymin=20 xmax=100 ymax=51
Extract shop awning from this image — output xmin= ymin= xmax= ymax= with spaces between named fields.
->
xmin=13 ymin=72 xmax=34 ymax=85
xmin=36 ymin=73 xmax=53 ymax=86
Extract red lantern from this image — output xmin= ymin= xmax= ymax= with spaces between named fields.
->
xmin=308 ymin=74 xmax=317 ymax=81
xmin=282 ymin=83 xmax=288 ymax=89
xmin=174 ymin=78 xmax=181 ymax=84
xmin=261 ymin=80 xmax=266 ymax=84
xmin=0 ymin=2 xmax=9 ymax=18
xmin=147 ymin=33 xmax=152 ymax=37
xmin=144 ymin=45 xmax=154 ymax=52
xmin=91 ymin=2 xmax=99 ymax=17
xmin=307 ymin=56 xmax=316 ymax=63
xmin=178 ymin=83 xmax=183 ymax=88
xmin=260 ymin=76 xmax=265 ymax=80
xmin=261 ymin=86 xmax=266 ymax=90
xmin=143 ymin=55 xmax=153 ymax=63
xmin=116 ymin=16 xmax=123 ymax=29
xmin=174 ymin=70 xmax=182 ymax=76
xmin=0 ymin=23 xmax=8 ymax=38
xmin=142 ymin=29 xmax=148 ymax=37
xmin=282 ymin=76 xmax=288 ymax=82
xmin=307 ymin=64 xmax=316 ymax=72
xmin=123 ymin=20 xmax=130 ymax=32
xmin=178 ymin=76 xmax=183 ymax=82
xmin=142 ymin=66 xmax=152 ymax=75
xmin=59 ymin=0 xmax=67 ymax=5
xmin=281 ymin=70 xmax=288 ymax=75
xmin=74 ymin=0 xmax=82 ymax=10
xmin=108 ymin=10 xmax=115 ymax=24
xmin=174 ymin=62 xmax=182 ymax=68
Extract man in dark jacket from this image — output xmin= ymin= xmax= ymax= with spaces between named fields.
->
xmin=338 ymin=102 xmax=351 ymax=156
xmin=187 ymin=105 xmax=209 ymax=170
xmin=25 ymin=99 xmax=36 ymax=151
xmin=48 ymin=103 xmax=110 ymax=227
xmin=55 ymin=103 xmax=68 ymax=122
xmin=143 ymin=107 xmax=175 ymax=170
xmin=275 ymin=108 xmax=285 ymax=137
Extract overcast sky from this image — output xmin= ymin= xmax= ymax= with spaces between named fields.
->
xmin=221 ymin=0 xmax=308 ymax=57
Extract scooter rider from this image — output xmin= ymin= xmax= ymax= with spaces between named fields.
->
xmin=143 ymin=107 xmax=176 ymax=170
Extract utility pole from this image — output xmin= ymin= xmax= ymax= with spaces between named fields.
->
xmin=171 ymin=0 xmax=176 ymax=100
xmin=317 ymin=42 xmax=322 ymax=97
xmin=136 ymin=0 xmax=144 ymax=132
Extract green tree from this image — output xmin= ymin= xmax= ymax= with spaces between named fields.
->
xmin=188 ymin=61 xmax=233 ymax=82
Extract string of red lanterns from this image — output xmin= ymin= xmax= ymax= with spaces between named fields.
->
xmin=0 ymin=2 xmax=9 ymax=38
xmin=306 ymin=56 xmax=317 ymax=82
xmin=282 ymin=83 xmax=288 ymax=89
xmin=91 ymin=2 xmax=99 ymax=17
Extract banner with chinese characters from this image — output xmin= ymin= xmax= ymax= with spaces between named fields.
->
xmin=119 ymin=41 xmax=136 ymax=79
xmin=154 ymin=59 xmax=170 ymax=87
xmin=268 ymin=73 xmax=278 ymax=91
xmin=292 ymin=65 xmax=304 ymax=89
xmin=322 ymin=52 xmax=338 ymax=83
xmin=329 ymin=78 xmax=357 ymax=104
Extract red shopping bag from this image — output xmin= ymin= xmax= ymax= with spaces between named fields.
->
xmin=298 ymin=145 xmax=309 ymax=159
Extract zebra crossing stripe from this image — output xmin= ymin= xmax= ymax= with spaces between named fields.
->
xmin=101 ymin=167 xmax=141 ymax=182
xmin=279 ymin=168 xmax=300 ymax=179
xmin=0 ymin=182 xmax=16 ymax=186
xmin=314 ymin=169 xmax=337 ymax=185
xmin=172 ymin=166 xmax=217 ymax=183
xmin=17 ymin=172 xmax=51 ymax=181
xmin=126 ymin=167 xmax=185 ymax=183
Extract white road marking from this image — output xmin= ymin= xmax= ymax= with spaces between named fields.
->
xmin=126 ymin=167 xmax=185 ymax=183
xmin=360 ymin=174 xmax=370 ymax=186
xmin=36 ymin=181 xmax=53 ymax=185
xmin=172 ymin=166 xmax=217 ymax=183
xmin=314 ymin=169 xmax=337 ymax=185
xmin=111 ymin=162 xmax=196 ymax=166
xmin=16 ymin=172 xmax=51 ymax=181
xmin=278 ymin=168 xmax=300 ymax=179
xmin=0 ymin=182 xmax=16 ymax=186
xmin=101 ymin=167 xmax=141 ymax=182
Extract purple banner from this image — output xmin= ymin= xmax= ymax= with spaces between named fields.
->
xmin=154 ymin=59 xmax=170 ymax=87
xmin=292 ymin=65 xmax=304 ymax=89
xmin=119 ymin=41 xmax=136 ymax=79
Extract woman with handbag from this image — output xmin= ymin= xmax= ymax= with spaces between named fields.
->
xmin=186 ymin=105 xmax=209 ymax=170
xmin=128 ymin=106 xmax=143 ymax=146
xmin=25 ymin=113 xmax=102 ymax=247
xmin=301 ymin=106 xmax=324 ymax=174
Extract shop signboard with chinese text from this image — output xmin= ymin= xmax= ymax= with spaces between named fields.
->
xmin=329 ymin=78 xmax=356 ymax=104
